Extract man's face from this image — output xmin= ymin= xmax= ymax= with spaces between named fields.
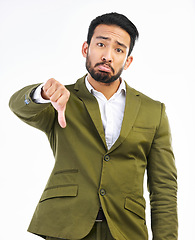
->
xmin=82 ymin=24 xmax=133 ymax=84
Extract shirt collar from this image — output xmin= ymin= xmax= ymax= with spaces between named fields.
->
xmin=85 ymin=75 xmax=126 ymax=96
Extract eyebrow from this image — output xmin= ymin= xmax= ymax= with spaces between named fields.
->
xmin=96 ymin=36 xmax=127 ymax=49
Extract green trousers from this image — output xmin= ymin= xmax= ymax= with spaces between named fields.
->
xmin=46 ymin=221 xmax=115 ymax=240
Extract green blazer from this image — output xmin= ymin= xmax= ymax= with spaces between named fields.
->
xmin=9 ymin=76 xmax=178 ymax=240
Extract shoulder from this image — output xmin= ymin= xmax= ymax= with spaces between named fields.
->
xmin=125 ymin=83 xmax=165 ymax=127
xmin=126 ymin=83 xmax=162 ymax=109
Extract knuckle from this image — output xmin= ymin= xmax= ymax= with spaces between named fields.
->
xmin=59 ymin=85 xmax=65 ymax=92
xmin=60 ymin=87 xmax=70 ymax=99
xmin=48 ymin=78 xmax=59 ymax=87
xmin=49 ymin=78 xmax=56 ymax=82
xmin=47 ymin=78 xmax=55 ymax=86
xmin=50 ymin=95 xmax=56 ymax=102
xmin=65 ymin=89 xmax=70 ymax=98
xmin=57 ymin=99 xmax=64 ymax=107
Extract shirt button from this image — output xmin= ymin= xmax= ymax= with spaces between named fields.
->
xmin=100 ymin=189 xmax=106 ymax=196
xmin=104 ymin=155 xmax=110 ymax=162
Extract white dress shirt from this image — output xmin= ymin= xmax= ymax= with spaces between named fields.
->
xmin=33 ymin=77 xmax=126 ymax=150
xmin=85 ymin=77 xmax=126 ymax=150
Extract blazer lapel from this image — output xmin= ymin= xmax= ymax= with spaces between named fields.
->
xmin=108 ymin=83 xmax=141 ymax=153
xmin=74 ymin=76 xmax=107 ymax=149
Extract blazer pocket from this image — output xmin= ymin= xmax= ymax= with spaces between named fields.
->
xmin=132 ymin=126 xmax=155 ymax=133
xmin=124 ymin=197 xmax=145 ymax=220
xmin=40 ymin=185 xmax=78 ymax=202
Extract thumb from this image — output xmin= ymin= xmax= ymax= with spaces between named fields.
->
xmin=51 ymin=101 xmax=67 ymax=128
xmin=57 ymin=108 xmax=66 ymax=128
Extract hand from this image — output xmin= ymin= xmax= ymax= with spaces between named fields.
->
xmin=42 ymin=78 xmax=70 ymax=128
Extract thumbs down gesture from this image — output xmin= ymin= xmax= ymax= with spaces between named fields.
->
xmin=42 ymin=78 xmax=70 ymax=128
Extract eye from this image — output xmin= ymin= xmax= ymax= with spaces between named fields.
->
xmin=97 ymin=43 xmax=105 ymax=47
xmin=116 ymin=48 xmax=123 ymax=53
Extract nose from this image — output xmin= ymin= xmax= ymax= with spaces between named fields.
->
xmin=101 ymin=48 xmax=113 ymax=63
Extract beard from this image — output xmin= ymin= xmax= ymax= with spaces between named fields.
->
xmin=85 ymin=54 xmax=124 ymax=84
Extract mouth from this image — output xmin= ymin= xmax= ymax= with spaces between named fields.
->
xmin=96 ymin=63 xmax=114 ymax=73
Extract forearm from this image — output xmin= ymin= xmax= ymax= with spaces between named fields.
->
xmin=9 ymin=84 xmax=55 ymax=133
xmin=147 ymin=103 xmax=178 ymax=239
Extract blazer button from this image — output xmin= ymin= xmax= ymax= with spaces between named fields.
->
xmin=104 ymin=155 xmax=110 ymax=162
xmin=100 ymin=189 xmax=106 ymax=196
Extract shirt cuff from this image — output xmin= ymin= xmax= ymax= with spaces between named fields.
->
xmin=32 ymin=83 xmax=51 ymax=104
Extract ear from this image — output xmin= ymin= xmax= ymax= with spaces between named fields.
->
xmin=82 ymin=41 xmax=89 ymax=58
xmin=124 ymin=56 xmax=133 ymax=70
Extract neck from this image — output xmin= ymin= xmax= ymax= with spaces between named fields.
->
xmin=87 ymin=74 xmax=121 ymax=100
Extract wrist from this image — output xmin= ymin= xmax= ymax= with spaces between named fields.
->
xmin=41 ymin=87 xmax=50 ymax=100
xmin=31 ymin=83 xmax=51 ymax=104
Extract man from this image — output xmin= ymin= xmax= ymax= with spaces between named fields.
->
xmin=9 ymin=12 xmax=178 ymax=240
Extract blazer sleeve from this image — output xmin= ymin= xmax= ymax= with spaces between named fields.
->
xmin=9 ymin=84 xmax=56 ymax=133
xmin=147 ymin=103 xmax=178 ymax=239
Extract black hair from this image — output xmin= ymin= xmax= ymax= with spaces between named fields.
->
xmin=87 ymin=12 xmax=139 ymax=56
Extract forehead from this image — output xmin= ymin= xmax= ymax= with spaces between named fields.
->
xmin=92 ymin=24 xmax=131 ymax=46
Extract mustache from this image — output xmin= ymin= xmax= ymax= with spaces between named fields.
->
xmin=94 ymin=62 xmax=115 ymax=73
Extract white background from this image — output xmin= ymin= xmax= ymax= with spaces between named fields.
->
xmin=1 ymin=0 xmax=195 ymax=239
